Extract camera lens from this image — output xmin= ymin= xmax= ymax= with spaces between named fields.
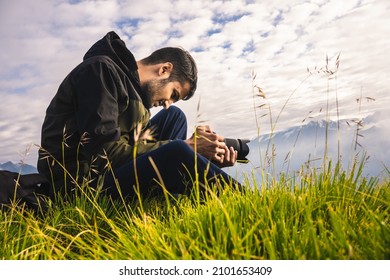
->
xmin=223 ymin=138 xmax=250 ymax=161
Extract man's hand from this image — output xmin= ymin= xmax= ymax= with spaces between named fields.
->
xmin=219 ymin=145 xmax=238 ymax=168
xmin=185 ymin=125 xmax=237 ymax=167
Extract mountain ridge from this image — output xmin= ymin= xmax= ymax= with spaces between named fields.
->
xmin=0 ymin=161 xmax=38 ymax=175
xmin=227 ymin=115 xmax=389 ymax=181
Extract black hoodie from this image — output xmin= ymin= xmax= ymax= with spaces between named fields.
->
xmin=38 ymin=31 xmax=168 ymax=197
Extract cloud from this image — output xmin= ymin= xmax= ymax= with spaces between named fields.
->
xmin=0 ymin=0 xmax=389 ymax=168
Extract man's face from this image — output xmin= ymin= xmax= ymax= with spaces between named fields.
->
xmin=141 ymin=78 xmax=190 ymax=109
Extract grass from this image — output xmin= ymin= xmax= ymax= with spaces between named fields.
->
xmin=1 ymin=54 xmax=389 ymax=260
xmin=1 ymin=159 xmax=389 ymax=260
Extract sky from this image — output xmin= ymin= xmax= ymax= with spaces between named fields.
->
xmin=1 ymin=0 xmax=389 ymax=167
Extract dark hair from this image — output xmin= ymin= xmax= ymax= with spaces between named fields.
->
xmin=140 ymin=47 xmax=198 ymax=100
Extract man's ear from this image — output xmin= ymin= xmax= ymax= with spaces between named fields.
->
xmin=158 ymin=62 xmax=173 ymax=78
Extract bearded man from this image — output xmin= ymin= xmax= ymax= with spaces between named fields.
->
xmin=38 ymin=31 xmax=239 ymax=200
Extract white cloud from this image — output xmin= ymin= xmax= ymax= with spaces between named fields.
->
xmin=0 ymin=0 xmax=389 ymax=168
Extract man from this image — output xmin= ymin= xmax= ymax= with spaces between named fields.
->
xmin=38 ymin=31 xmax=239 ymax=200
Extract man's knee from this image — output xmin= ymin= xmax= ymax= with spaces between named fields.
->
xmin=165 ymin=106 xmax=187 ymax=126
xmin=154 ymin=105 xmax=184 ymax=119
xmin=166 ymin=105 xmax=185 ymax=116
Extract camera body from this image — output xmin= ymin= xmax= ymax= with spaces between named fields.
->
xmin=223 ymin=138 xmax=250 ymax=162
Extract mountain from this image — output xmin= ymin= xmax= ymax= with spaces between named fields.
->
xmin=0 ymin=161 xmax=38 ymax=174
xmin=226 ymin=116 xmax=389 ymax=182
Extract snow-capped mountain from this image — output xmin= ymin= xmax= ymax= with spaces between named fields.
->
xmin=226 ymin=114 xmax=389 ymax=182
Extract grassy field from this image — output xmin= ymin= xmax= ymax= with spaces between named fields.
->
xmin=1 ymin=159 xmax=389 ymax=260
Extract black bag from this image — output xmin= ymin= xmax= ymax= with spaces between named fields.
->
xmin=0 ymin=170 xmax=51 ymax=212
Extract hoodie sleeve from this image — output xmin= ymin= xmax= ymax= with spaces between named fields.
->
xmin=101 ymin=134 xmax=170 ymax=168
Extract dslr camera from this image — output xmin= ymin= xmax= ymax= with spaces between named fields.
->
xmin=223 ymin=138 xmax=250 ymax=162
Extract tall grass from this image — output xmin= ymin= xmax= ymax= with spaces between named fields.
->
xmin=1 ymin=161 xmax=389 ymax=260
xmin=1 ymin=54 xmax=389 ymax=260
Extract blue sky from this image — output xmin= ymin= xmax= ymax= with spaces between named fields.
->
xmin=1 ymin=0 xmax=389 ymax=166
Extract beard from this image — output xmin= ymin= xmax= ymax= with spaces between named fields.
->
xmin=140 ymin=78 xmax=167 ymax=109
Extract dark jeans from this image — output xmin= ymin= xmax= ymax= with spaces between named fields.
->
xmin=103 ymin=106 xmax=238 ymax=199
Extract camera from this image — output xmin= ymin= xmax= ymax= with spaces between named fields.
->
xmin=223 ymin=138 xmax=250 ymax=162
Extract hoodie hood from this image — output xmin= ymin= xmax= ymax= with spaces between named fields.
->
xmin=83 ymin=31 xmax=138 ymax=78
